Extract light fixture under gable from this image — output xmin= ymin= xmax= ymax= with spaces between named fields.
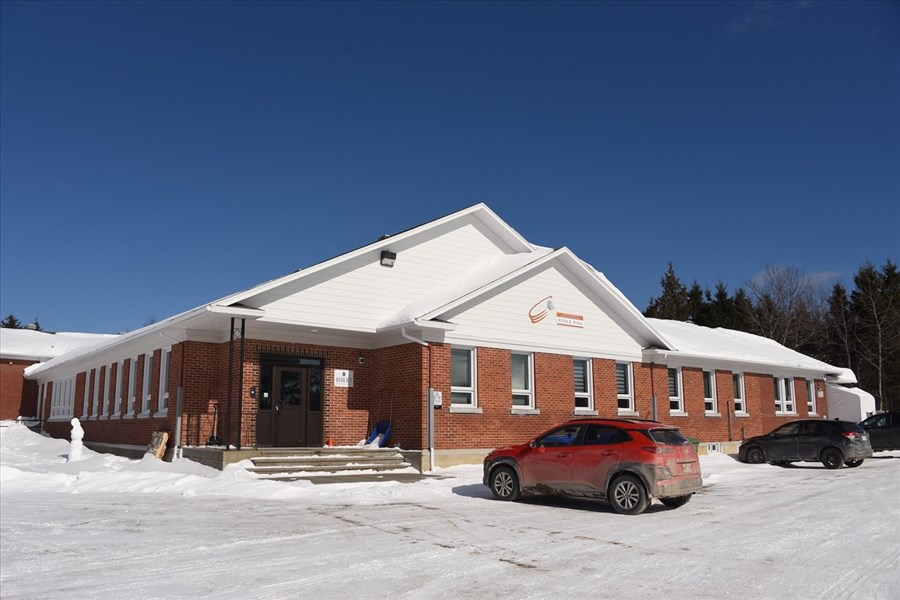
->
xmin=380 ymin=250 xmax=397 ymax=268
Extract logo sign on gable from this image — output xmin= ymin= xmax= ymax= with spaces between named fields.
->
xmin=528 ymin=296 xmax=584 ymax=328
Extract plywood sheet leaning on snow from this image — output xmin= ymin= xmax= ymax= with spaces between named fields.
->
xmin=146 ymin=431 xmax=168 ymax=460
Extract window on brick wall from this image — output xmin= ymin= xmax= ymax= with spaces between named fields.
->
xmin=91 ymin=368 xmax=101 ymax=418
xmin=703 ymin=370 xmax=718 ymax=414
xmin=115 ymin=360 xmax=125 ymax=416
xmin=451 ymin=347 xmax=477 ymax=406
xmin=806 ymin=379 xmax=817 ymax=414
xmin=81 ymin=372 xmax=90 ymax=419
xmin=159 ymin=348 xmax=171 ymax=412
xmin=574 ymin=358 xmax=593 ymax=410
xmin=50 ymin=376 xmax=76 ymax=420
xmin=668 ymin=367 xmax=684 ymax=413
xmin=511 ymin=353 xmax=534 ymax=408
xmin=141 ymin=352 xmax=153 ymax=415
xmin=774 ymin=377 xmax=795 ymax=414
xmin=733 ymin=373 xmax=746 ymax=414
xmin=102 ymin=364 xmax=112 ymax=417
xmin=127 ymin=357 xmax=138 ymax=415
xmin=616 ymin=362 xmax=634 ymax=412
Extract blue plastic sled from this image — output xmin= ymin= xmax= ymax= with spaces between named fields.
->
xmin=366 ymin=421 xmax=392 ymax=447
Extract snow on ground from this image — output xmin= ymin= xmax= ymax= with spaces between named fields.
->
xmin=1 ymin=424 xmax=898 ymax=600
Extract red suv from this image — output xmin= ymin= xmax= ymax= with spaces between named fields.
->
xmin=483 ymin=418 xmax=702 ymax=515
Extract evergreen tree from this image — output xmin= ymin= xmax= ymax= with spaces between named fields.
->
xmin=644 ymin=262 xmax=691 ymax=321
xmin=850 ymin=261 xmax=900 ymax=411
xmin=1 ymin=314 xmax=23 ymax=328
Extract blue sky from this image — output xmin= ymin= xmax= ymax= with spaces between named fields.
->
xmin=1 ymin=0 xmax=898 ymax=334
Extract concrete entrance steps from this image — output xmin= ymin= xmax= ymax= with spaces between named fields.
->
xmin=247 ymin=447 xmax=414 ymax=481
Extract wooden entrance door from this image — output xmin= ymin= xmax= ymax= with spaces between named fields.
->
xmin=257 ymin=365 xmax=323 ymax=447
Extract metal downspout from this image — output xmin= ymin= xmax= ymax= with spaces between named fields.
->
xmin=159 ymin=330 xmax=184 ymax=458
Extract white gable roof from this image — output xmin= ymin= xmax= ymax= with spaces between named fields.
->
xmin=25 ymin=203 xmax=673 ymax=378
xmin=645 ymin=318 xmax=851 ymax=380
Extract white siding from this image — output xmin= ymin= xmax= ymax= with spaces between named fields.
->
xmin=443 ymin=263 xmax=645 ymax=359
xmin=249 ymin=218 xmax=512 ymax=330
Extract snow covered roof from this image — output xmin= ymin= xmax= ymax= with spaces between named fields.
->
xmin=0 ymin=329 xmax=118 ymax=362
xmin=645 ymin=318 xmax=852 ymax=381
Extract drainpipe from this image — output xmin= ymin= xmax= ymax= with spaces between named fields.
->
xmin=401 ymin=326 xmax=434 ymax=472
xmin=160 ymin=330 xmax=184 ymax=458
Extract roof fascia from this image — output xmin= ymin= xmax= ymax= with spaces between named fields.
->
xmin=643 ymin=347 xmax=847 ymax=378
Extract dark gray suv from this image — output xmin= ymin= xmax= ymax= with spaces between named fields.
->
xmin=859 ymin=412 xmax=900 ymax=451
xmin=739 ymin=419 xmax=873 ymax=469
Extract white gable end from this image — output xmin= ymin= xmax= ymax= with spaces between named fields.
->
xmin=440 ymin=262 xmax=646 ymax=360
xmin=244 ymin=216 xmax=523 ymax=331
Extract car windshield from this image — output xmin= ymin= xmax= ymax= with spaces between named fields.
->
xmin=645 ymin=428 xmax=689 ymax=445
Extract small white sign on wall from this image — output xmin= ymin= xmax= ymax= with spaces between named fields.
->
xmin=334 ymin=369 xmax=354 ymax=388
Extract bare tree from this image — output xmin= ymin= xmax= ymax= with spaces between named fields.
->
xmin=745 ymin=265 xmax=829 ymax=351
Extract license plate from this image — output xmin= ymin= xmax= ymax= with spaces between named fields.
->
xmin=682 ymin=463 xmax=693 ymax=473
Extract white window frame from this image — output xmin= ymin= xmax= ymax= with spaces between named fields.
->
xmin=50 ymin=376 xmax=76 ymax=420
xmin=733 ymin=372 xmax=747 ymax=414
xmin=668 ymin=367 xmax=684 ymax=413
xmin=81 ymin=372 xmax=90 ymax=419
xmin=158 ymin=348 xmax=171 ymax=414
xmin=775 ymin=376 xmax=796 ymax=414
xmin=115 ymin=360 xmax=125 ymax=416
xmin=450 ymin=347 xmax=478 ymax=409
xmin=574 ymin=357 xmax=594 ymax=413
xmin=101 ymin=364 xmax=112 ymax=418
xmin=616 ymin=362 xmax=635 ymax=414
xmin=140 ymin=352 xmax=153 ymax=416
xmin=806 ymin=379 xmax=817 ymax=415
xmin=703 ymin=370 xmax=718 ymax=414
xmin=91 ymin=368 xmax=101 ymax=419
xmin=127 ymin=357 xmax=138 ymax=416
xmin=511 ymin=352 xmax=535 ymax=410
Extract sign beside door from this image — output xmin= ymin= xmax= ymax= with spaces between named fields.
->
xmin=334 ymin=369 xmax=354 ymax=387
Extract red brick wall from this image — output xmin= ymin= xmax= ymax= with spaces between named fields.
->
xmin=32 ymin=336 xmax=833 ymax=452
xmin=1 ymin=360 xmax=39 ymax=420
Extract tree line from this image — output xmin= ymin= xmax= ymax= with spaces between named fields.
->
xmin=644 ymin=260 xmax=899 ymax=412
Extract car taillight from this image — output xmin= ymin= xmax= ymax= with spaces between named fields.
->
xmin=643 ymin=446 xmax=675 ymax=454
xmin=841 ymin=431 xmax=860 ymax=439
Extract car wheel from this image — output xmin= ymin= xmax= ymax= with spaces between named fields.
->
xmin=489 ymin=466 xmax=520 ymax=501
xmin=744 ymin=446 xmax=766 ymax=464
xmin=844 ymin=459 xmax=864 ymax=468
xmin=660 ymin=494 xmax=692 ymax=509
xmin=609 ymin=474 xmax=649 ymax=515
xmin=821 ymin=448 xmax=843 ymax=470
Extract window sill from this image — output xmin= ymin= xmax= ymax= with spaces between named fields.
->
xmin=138 ymin=411 xmax=152 ymax=419
xmin=154 ymin=409 xmax=169 ymax=418
xmin=48 ymin=416 xmax=74 ymax=422
xmin=448 ymin=406 xmax=483 ymax=414
xmin=511 ymin=408 xmax=540 ymax=416
xmin=735 ymin=412 xmax=750 ymax=418
xmin=705 ymin=412 xmax=721 ymax=418
xmin=669 ymin=411 xmax=689 ymax=417
xmin=617 ymin=410 xmax=639 ymax=417
xmin=122 ymin=413 xmax=136 ymax=420
xmin=573 ymin=409 xmax=598 ymax=417
xmin=775 ymin=412 xmax=797 ymax=416
xmin=99 ymin=415 xmax=110 ymax=420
